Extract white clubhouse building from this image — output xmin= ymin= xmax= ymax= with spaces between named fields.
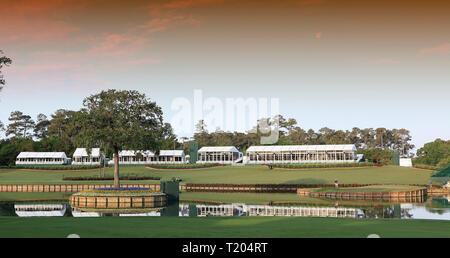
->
xmin=245 ymin=144 xmax=359 ymax=164
xmin=16 ymin=152 xmax=69 ymax=165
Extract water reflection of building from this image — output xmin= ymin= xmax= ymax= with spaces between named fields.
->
xmin=14 ymin=204 xmax=66 ymax=217
xmin=71 ymin=208 xmax=103 ymax=217
xmin=195 ymin=204 xmax=243 ymax=217
xmin=119 ymin=212 xmax=161 ymax=216
xmin=180 ymin=204 xmax=362 ymax=218
xmin=244 ymin=205 xmax=361 ymax=218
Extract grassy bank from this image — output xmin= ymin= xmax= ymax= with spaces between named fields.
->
xmin=0 ymin=165 xmax=433 ymax=185
xmin=0 ymin=216 xmax=449 ymax=238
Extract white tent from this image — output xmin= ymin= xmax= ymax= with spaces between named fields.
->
xmin=158 ymin=150 xmax=186 ymax=163
xmin=16 ymin=152 xmax=68 ymax=165
xmin=197 ymin=146 xmax=242 ymax=164
xmin=72 ymin=148 xmax=103 ymax=165
xmin=109 ymin=150 xmax=156 ymax=165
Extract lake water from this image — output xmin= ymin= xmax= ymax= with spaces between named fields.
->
xmin=1 ymin=196 xmax=449 ymax=220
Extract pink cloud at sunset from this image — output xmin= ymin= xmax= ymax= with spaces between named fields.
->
xmin=88 ymin=34 xmax=149 ymax=57
xmin=0 ymin=0 xmax=91 ymax=43
xmin=419 ymin=43 xmax=450 ymax=56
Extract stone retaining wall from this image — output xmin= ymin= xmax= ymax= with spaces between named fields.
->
xmin=70 ymin=194 xmax=167 ymax=209
xmin=297 ymin=188 xmax=428 ymax=203
xmin=185 ymin=183 xmax=374 ymax=193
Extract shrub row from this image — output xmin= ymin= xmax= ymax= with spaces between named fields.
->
xmin=81 ymin=188 xmax=158 ymax=194
xmin=7 ymin=164 xmax=103 ymax=170
xmin=147 ymin=163 xmax=224 ymax=169
xmin=269 ymin=162 xmax=377 ymax=169
xmin=62 ymin=174 xmax=161 ymax=181
xmin=431 ymin=165 xmax=450 ymax=178
xmin=413 ymin=164 xmax=440 ymax=171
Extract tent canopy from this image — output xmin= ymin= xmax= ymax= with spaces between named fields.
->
xmin=246 ymin=144 xmax=357 ymax=153
xmin=198 ymin=146 xmax=240 ymax=153
xmin=159 ymin=150 xmax=185 ymax=156
xmin=73 ymin=148 xmax=101 ymax=157
xmin=17 ymin=152 xmax=67 ymax=159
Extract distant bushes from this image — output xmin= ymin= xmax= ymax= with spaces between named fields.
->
xmin=147 ymin=163 xmax=223 ymax=169
xmin=431 ymin=165 xmax=450 ymax=178
xmin=357 ymin=148 xmax=392 ymax=165
xmin=270 ymin=162 xmax=376 ymax=169
xmin=12 ymin=164 xmax=102 ymax=170
xmin=414 ymin=139 xmax=450 ymax=167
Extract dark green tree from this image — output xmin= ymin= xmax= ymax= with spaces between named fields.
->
xmin=21 ymin=115 xmax=35 ymax=138
xmin=34 ymin=114 xmax=50 ymax=139
xmin=415 ymin=139 xmax=450 ymax=166
xmin=6 ymin=111 xmax=25 ymax=139
xmin=72 ymin=89 xmax=165 ymax=188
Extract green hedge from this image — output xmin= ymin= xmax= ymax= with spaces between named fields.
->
xmin=11 ymin=164 xmax=103 ymax=170
xmin=63 ymin=174 xmax=161 ymax=181
xmin=413 ymin=164 xmax=440 ymax=170
xmin=147 ymin=163 xmax=223 ymax=169
xmin=270 ymin=162 xmax=376 ymax=169
xmin=431 ymin=165 xmax=450 ymax=178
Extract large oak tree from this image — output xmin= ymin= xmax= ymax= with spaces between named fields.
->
xmin=72 ymin=89 xmax=165 ymax=188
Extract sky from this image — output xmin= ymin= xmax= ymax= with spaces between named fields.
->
xmin=0 ymin=0 xmax=449 ymax=151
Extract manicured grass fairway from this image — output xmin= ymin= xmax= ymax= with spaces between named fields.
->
xmin=0 ymin=217 xmax=449 ymax=238
xmin=0 ymin=165 xmax=433 ymax=185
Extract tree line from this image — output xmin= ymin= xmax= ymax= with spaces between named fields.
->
xmin=0 ymin=108 xmax=182 ymax=166
xmin=193 ymin=116 xmax=415 ymax=155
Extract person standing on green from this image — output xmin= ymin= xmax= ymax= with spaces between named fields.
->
xmin=334 ymin=179 xmax=338 ymax=188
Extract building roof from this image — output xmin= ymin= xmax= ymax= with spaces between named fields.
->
xmin=246 ymin=144 xmax=357 ymax=153
xmin=17 ymin=152 xmax=67 ymax=159
xmin=198 ymin=146 xmax=240 ymax=153
xmin=118 ymin=150 xmax=155 ymax=157
xmin=73 ymin=148 xmax=101 ymax=157
xmin=159 ymin=150 xmax=185 ymax=156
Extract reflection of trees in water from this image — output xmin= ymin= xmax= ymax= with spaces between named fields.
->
xmin=401 ymin=209 xmax=413 ymax=219
xmin=64 ymin=204 xmax=73 ymax=217
xmin=424 ymin=207 xmax=446 ymax=215
xmin=0 ymin=202 xmax=16 ymax=217
xmin=362 ymin=205 xmax=412 ymax=219
xmin=423 ymin=197 xmax=449 ymax=215
xmin=428 ymin=197 xmax=449 ymax=208
xmin=363 ymin=206 xmax=395 ymax=219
